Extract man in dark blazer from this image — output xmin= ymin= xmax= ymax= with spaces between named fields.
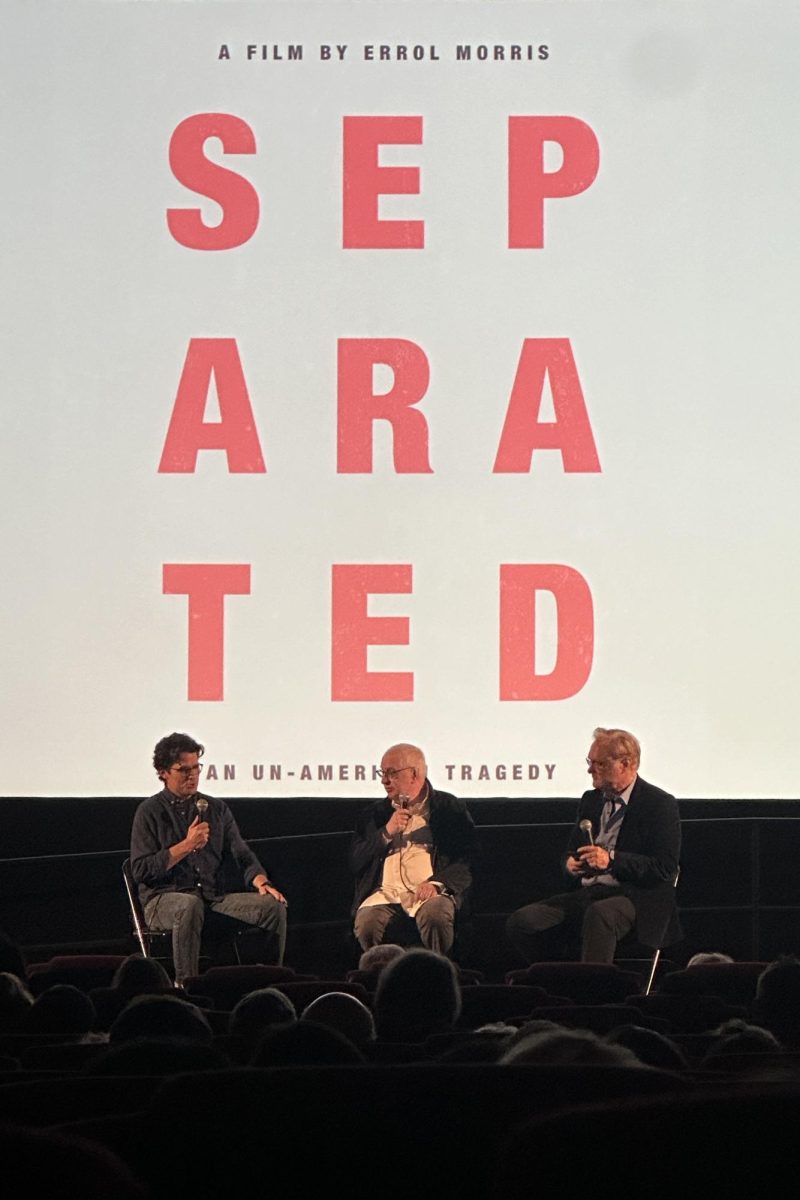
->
xmin=350 ymin=742 xmax=474 ymax=956
xmin=506 ymin=728 xmax=681 ymax=963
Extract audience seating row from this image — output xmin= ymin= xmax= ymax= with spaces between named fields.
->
xmin=5 ymin=950 xmax=800 ymax=1200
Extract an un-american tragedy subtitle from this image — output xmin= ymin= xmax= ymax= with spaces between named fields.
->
xmin=200 ymin=761 xmax=558 ymax=784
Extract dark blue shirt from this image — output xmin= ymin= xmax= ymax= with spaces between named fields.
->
xmin=130 ymin=788 xmax=267 ymax=906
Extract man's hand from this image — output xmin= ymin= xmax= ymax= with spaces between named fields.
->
xmin=575 ymin=845 xmax=612 ymax=871
xmin=254 ymin=876 xmax=287 ymax=905
xmin=385 ymin=808 xmax=412 ymax=838
xmin=414 ymin=881 xmax=440 ymax=903
xmin=565 ymin=854 xmax=585 ymax=875
xmin=185 ymin=816 xmax=210 ymax=853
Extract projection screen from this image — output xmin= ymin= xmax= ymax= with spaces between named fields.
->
xmin=1 ymin=0 xmax=797 ymax=799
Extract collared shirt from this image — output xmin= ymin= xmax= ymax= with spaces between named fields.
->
xmin=130 ymin=788 xmax=267 ymax=906
xmin=582 ymin=776 xmax=636 ymax=888
xmin=360 ymin=795 xmax=435 ymax=917
xmin=350 ymin=781 xmax=474 ymax=915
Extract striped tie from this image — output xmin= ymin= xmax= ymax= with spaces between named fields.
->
xmin=604 ymin=797 xmax=625 ymax=834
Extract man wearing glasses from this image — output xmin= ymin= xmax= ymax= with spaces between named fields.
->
xmin=350 ymin=743 xmax=474 ymax=956
xmin=130 ymin=732 xmax=287 ymax=985
xmin=506 ymin=727 xmax=680 ymax=964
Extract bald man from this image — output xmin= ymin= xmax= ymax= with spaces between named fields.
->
xmin=350 ymin=744 xmax=475 ymax=956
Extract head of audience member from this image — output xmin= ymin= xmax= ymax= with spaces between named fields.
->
xmin=686 ymin=952 xmax=735 ymax=967
xmin=605 ymin=1025 xmax=688 ymax=1072
xmin=752 ymin=956 xmax=800 ymax=1046
xmin=357 ymin=943 xmax=405 ymax=979
xmin=477 ymin=1022 xmax=518 ymax=1036
xmin=433 ymin=1024 xmax=516 ymax=1063
xmin=0 ymin=1125 xmax=147 ymax=1200
xmin=501 ymin=1027 xmax=643 ymax=1067
xmin=373 ymin=948 xmax=462 ymax=1043
xmin=699 ymin=1018 xmax=781 ymax=1071
xmin=251 ymin=1020 xmax=365 ymax=1066
xmin=0 ymin=932 xmax=27 ymax=981
xmin=110 ymin=955 xmax=173 ymax=997
xmin=109 ymin=994 xmax=212 ymax=1044
xmin=227 ymin=987 xmax=296 ymax=1061
xmin=0 ymin=971 xmax=34 ymax=1032
xmin=87 ymin=1036 xmax=228 ymax=1076
xmin=26 ymin=984 xmax=96 ymax=1039
xmin=301 ymin=992 xmax=375 ymax=1047
xmin=506 ymin=1018 xmax=565 ymax=1048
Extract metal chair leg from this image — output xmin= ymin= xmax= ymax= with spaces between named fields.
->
xmin=645 ymin=948 xmax=661 ymax=995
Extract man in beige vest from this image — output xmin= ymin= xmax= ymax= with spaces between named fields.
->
xmin=350 ymin=743 xmax=474 ymax=956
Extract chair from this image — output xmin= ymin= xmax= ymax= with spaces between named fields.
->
xmin=0 ymin=1125 xmax=146 ymax=1200
xmin=457 ymin=983 xmax=563 ymax=1028
xmin=20 ymin=1041 xmax=108 ymax=1072
xmin=505 ymin=963 xmax=643 ymax=1004
xmin=524 ymin=1004 xmax=670 ymax=1035
xmin=658 ymin=962 xmax=768 ymax=1004
xmin=121 ymin=860 xmax=171 ymax=962
xmin=0 ymin=1074 xmax=163 ymax=1128
xmin=117 ymin=1064 xmax=688 ymax=1200
xmin=269 ymin=980 xmax=371 ymax=1011
xmin=121 ymin=860 xmax=276 ymax=974
xmin=616 ymin=865 xmax=682 ymax=995
xmin=625 ymin=992 xmax=747 ymax=1034
xmin=26 ymin=956 xmax=128 ymax=997
xmin=182 ymin=964 xmax=316 ymax=1011
xmin=496 ymin=1086 xmax=799 ymax=1199
xmin=345 ymin=964 xmax=484 ymax=992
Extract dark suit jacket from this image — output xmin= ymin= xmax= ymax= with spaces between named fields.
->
xmin=349 ymin=784 xmax=474 ymax=915
xmin=565 ymin=776 xmax=681 ymax=948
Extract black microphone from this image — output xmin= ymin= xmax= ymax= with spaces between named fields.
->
xmin=578 ymin=818 xmax=594 ymax=845
xmin=195 ymin=796 xmax=209 ymax=822
xmin=394 ymin=794 xmax=410 ymax=811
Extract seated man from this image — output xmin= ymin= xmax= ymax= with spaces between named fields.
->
xmin=130 ymin=732 xmax=287 ymax=985
xmin=350 ymin=743 xmax=474 ymax=956
xmin=506 ymin=727 xmax=680 ymax=964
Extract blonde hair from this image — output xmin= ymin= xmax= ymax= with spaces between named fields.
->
xmin=592 ymin=728 xmax=641 ymax=768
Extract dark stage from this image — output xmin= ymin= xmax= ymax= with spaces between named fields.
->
xmin=3 ymin=797 xmax=800 ymax=977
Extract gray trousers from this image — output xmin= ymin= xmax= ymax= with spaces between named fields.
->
xmin=354 ymin=896 xmax=457 ymax=956
xmin=506 ymin=886 xmax=636 ymax=964
xmin=145 ymin=890 xmax=287 ymax=983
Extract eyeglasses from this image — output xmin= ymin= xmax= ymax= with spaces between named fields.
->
xmin=168 ymin=764 xmax=203 ymax=778
xmin=586 ymin=756 xmax=623 ymax=768
xmin=377 ymin=766 xmax=414 ymax=781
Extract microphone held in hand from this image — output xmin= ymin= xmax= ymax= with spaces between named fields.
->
xmin=393 ymin=794 xmax=410 ymax=811
xmin=578 ymin=818 xmax=594 ymax=845
xmin=195 ymin=796 xmax=209 ymax=822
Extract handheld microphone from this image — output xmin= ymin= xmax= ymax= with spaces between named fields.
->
xmin=578 ymin=818 xmax=594 ymax=845
xmin=195 ymin=796 xmax=209 ymax=822
xmin=394 ymin=794 xmax=410 ymax=811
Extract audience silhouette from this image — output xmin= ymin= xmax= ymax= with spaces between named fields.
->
xmin=3 ymin=927 xmax=800 ymax=1200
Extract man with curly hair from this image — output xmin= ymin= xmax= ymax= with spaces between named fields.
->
xmin=130 ymin=732 xmax=287 ymax=984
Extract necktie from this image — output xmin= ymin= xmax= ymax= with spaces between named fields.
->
xmin=604 ymin=797 xmax=625 ymax=833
